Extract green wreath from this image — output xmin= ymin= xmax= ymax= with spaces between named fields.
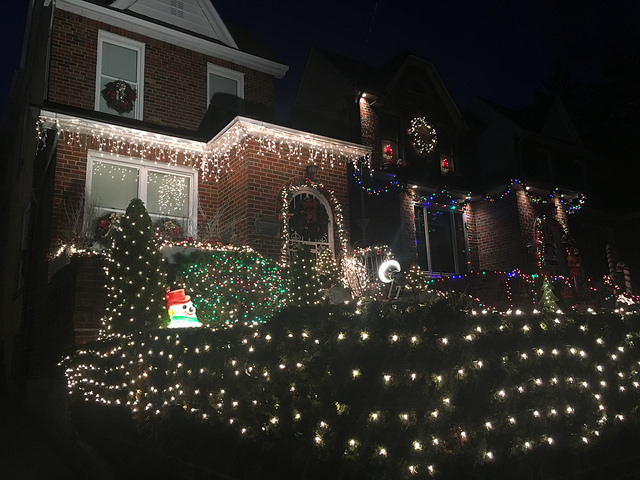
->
xmin=101 ymin=80 xmax=137 ymax=114
xmin=409 ymin=116 xmax=437 ymax=156
xmin=288 ymin=197 xmax=329 ymax=240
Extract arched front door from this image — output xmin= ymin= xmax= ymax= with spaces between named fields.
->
xmin=287 ymin=188 xmax=333 ymax=258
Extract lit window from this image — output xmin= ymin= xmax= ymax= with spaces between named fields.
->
xmin=414 ymin=206 xmax=467 ymax=274
xmin=95 ymin=31 xmax=145 ymax=120
xmin=440 ymin=154 xmax=455 ymax=175
xmin=86 ymin=152 xmax=197 ymax=235
xmin=207 ymin=63 xmax=244 ymax=107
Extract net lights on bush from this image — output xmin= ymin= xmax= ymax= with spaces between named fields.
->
xmin=62 ymin=303 xmax=640 ymax=479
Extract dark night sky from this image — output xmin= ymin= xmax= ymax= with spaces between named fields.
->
xmin=2 ymin=1 xmax=640 ymax=122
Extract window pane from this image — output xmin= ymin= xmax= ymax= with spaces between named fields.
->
xmin=427 ymin=208 xmax=454 ymax=273
xmin=91 ymin=161 xmax=138 ymax=210
xmin=146 ymin=171 xmax=190 ymax=218
xmin=209 ymin=72 xmax=238 ymax=101
xmin=102 ymin=41 xmax=138 ymax=82
xmin=413 ymin=206 xmax=428 ymax=269
xmin=454 ymin=212 xmax=467 ymax=273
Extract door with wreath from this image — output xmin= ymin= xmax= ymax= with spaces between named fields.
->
xmin=287 ymin=188 xmax=333 ymax=258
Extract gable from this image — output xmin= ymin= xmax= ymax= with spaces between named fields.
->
xmin=110 ymin=0 xmax=237 ymax=47
xmin=541 ymin=97 xmax=583 ymax=147
xmin=56 ymin=0 xmax=288 ymax=78
xmin=382 ymin=56 xmax=465 ymax=130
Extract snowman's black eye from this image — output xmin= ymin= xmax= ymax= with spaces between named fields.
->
xmin=182 ymin=305 xmax=188 ymax=310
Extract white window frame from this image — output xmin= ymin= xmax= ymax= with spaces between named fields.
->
xmin=207 ymin=63 xmax=244 ymax=106
xmin=86 ymin=151 xmax=198 ymax=236
xmin=95 ymin=30 xmax=145 ymax=120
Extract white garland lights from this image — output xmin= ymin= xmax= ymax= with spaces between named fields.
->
xmin=409 ymin=116 xmax=438 ymax=156
xmin=37 ymin=113 xmax=371 ymax=181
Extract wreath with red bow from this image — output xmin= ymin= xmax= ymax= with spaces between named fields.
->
xmin=288 ymin=197 xmax=329 ymax=240
xmin=101 ymin=80 xmax=137 ymax=114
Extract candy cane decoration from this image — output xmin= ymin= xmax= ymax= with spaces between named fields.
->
xmin=606 ymin=243 xmax=616 ymax=279
xmin=616 ymin=262 xmax=633 ymax=296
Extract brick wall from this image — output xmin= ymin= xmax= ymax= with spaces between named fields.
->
xmin=49 ymin=135 xmax=218 ymax=255
xmin=218 ymin=138 xmax=351 ymax=261
xmin=48 ymin=10 xmax=275 ymax=132
xmin=396 ymin=192 xmax=417 ymax=267
xmin=467 ymin=190 xmax=527 ymax=273
xmin=467 ymin=187 xmax=571 ymax=275
xmin=359 ymin=98 xmax=380 ymax=166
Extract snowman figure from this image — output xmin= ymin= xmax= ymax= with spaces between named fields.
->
xmin=166 ymin=289 xmax=202 ymax=328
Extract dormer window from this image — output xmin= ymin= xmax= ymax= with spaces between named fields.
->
xmin=95 ymin=31 xmax=145 ymax=120
xmin=207 ymin=63 xmax=244 ymax=107
xmin=381 ymin=140 xmax=398 ymax=167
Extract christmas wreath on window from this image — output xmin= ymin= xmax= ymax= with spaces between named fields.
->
xmin=288 ymin=197 xmax=329 ymax=240
xmin=155 ymin=218 xmax=183 ymax=241
xmin=101 ymin=80 xmax=137 ymax=114
xmin=95 ymin=212 xmax=120 ymax=238
xmin=409 ymin=116 xmax=437 ymax=156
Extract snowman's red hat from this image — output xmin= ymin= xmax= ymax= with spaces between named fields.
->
xmin=166 ymin=289 xmax=190 ymax=307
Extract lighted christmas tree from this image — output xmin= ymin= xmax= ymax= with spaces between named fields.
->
xmin=286 ymin=245 xmax=322 ymax=306
xmin=539 ymin=277 xmax=560 ymax=312
xmin=315 ymin=246 xmax=340 ymax=289
xmin=100 ymin=198 xmax=167 ymax=338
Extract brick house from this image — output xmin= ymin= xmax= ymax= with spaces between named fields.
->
xmin=0 ymin=0 xmax=368 ymax=391
xmin=290 ymin=48 xmax=591 ymax=305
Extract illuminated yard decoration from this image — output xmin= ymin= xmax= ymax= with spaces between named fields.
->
xmin=100 ymin=198 xmax=168 ymax=338
xmin=166 ymin=289 xmax=202 ymax=328
xmin=63 ymin=301 xmax=640 ymax=478
xmin=175 ymin=246 xmax=286 ymax=326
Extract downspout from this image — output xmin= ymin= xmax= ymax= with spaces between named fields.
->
xmin=42 ymin=0 xmax=56 ymax=103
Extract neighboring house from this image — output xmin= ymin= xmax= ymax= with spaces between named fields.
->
xmin=0 ymin=0 xmax=368 ymax=392
xmin=290 ymin=48 xmax=592 ymax=304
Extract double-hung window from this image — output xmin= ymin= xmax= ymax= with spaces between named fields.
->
xmin=86 ymin=152 xmax=197 ymax=235
xmin=96 ymin=31 xmax=145 ymax=120
xmin=207 ymin=63 xmax=244 ymax=106
xmin=414 ymin=205 xmax=468 ymax=275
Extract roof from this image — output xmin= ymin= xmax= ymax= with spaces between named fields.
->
xmin=56 ymin=0 xmax=289 ymax=78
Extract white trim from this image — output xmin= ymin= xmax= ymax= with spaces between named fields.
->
xmin=86 ymin=150 xmax=198 ymax=236
xmin=212 ymin=116 xmax=371 ymax=158
xmin=207 ymin=63 xmax=244 ymax=104
xmin=40 ymin=111 xmax=371 ymax=161
xmin=95 ymin=30 xmax=145 ymax=120
xmin=56 ymin=0 xmax=289 ymax=79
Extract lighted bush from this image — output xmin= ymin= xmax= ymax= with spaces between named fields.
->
xmin=63 ymin=302 xmax=640 ymax=479
xmin=173 ymin=246 xmax=286 ymax=326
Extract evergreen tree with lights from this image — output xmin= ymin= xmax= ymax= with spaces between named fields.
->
xmin=315 ymin=246 xmax=340 ymax=289
xmin=286 ymin=245 xmax=322 ymax=306
xmin=100 ymin=198 xmax=167 ymax=338
xmin=539 ymin=277 xmax=560 ymax=312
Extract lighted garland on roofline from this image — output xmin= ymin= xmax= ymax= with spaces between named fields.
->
xmin=351 ymin=170 xmax=403 ymax=195
xmin=483 ymin=179 xmax=586 ymax=214
xmin=36 ymin=116 xmax=370 ymax=182
xmin=411 ymin=187 xmax=471 ymax=210
xmin=62 ymin=302 xmax=640 ymax=479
